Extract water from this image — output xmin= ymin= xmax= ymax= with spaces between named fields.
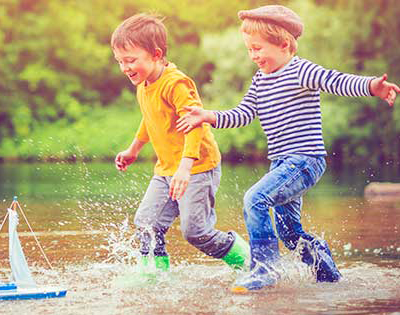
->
xmin=0 ymin=162 xmax=399 ymax=314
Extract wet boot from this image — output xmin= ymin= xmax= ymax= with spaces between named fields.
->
xmin=137 ymin=255 xmax=156 ymax=283
xmin=231 ymin=238 xmax=280 ymax=293
xmin=114 ymin=254 xmax=170 ymax=288
xmin=139 ymin=255 xmax=170 ymax=273
xmin=300 ymin=238 xmax=341 ymax=282
xmin=138 ymin=225 xmax=170 ymax=275
xmin=315 ymin=241 xmax=341 ymax=282
xmin=221 ymin=233 xmax=250 ymax=270
xmin=154 ymin=255 xmax=170 ymax=272
xmin=135 ymin=254 xmax=171 ymax=285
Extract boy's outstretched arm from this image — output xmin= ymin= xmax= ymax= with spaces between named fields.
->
xmin=370 ymin=74 xmax=400 ymax=106
xmin=176 ymin=106 xmax=216 ymax=133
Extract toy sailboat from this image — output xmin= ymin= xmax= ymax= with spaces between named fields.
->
xmin=0 ymin=197 xmax=67 ymax=300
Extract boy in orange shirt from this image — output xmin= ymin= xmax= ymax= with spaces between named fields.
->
xmin=111 ymin=13 xmax=249 ymax=275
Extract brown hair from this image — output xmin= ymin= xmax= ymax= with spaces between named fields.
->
xmin=111 ymin=13 xmax=168 ymax=58
xmin=240 ymin=18 xmax=298 ymax=55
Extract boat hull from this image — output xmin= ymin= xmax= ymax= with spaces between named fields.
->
xmin=0 ymin=286 xmax=67 ymax=300
xmin=0 ymin=283 xmax=17 ymax=291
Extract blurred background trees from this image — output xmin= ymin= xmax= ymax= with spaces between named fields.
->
xmin=0 ymin=0 xmax=399 ymax=172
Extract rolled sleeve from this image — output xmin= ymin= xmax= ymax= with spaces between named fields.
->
xmin=135 ymin=118 xmax=150 ymax=142
xmin=170 ymin=79 xmax=205 ymax=160
xmin=182 ymin=127 xmax=204 ymax=159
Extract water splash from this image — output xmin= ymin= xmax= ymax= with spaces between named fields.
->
xmin=101 ymin=217 xmax=142 ymax=266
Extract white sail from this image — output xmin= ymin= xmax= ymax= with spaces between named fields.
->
xmin=8 ymin=208 xmax=36 ymax=288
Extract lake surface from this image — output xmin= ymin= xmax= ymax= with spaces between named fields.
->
xmin=0 ymin=162 xmax=399 ymax=314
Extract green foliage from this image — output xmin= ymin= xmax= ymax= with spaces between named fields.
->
xmin=197 ymin=28 xmax=269 ymax=158
xmin=201 ymin=28 xmax=256 ymax=104
xmin=0 ymin=0 xmax=399 ymax=171
xmin=0 ymin=105 xmax=154 ymax=161
xmin=293 ymin=0 xmax=400 ymax=169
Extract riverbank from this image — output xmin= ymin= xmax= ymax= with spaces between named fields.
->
xmin=1 ymin=106 xmax=399 ymax=174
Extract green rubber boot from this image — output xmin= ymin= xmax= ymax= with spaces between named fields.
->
xmin=154 ymin=255 xmax=170 ymax=272
xmin=113 ymin=255 xmax=171 ymax=288
xmin=138 ymin=255 xmax=156 ymax=282
xmin=221 ymin=233 xmax=250 ymax=270
xmin=139 ymin=255 xmax=170 ymax=274
xmin=140 ymin=255 xmax=150 ymax=269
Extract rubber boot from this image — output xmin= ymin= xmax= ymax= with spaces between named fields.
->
xmin=154 ymin=255 xmax=170 ymax=272
xmin=140 ymin=255 xmax=170 ymax=272
xmin=138 ymin=255 xmax=156 ymax=283
xmin=232 ymin=238 xmax=280 ymax=293
xmin=138 ymin=255 xmax=170 ymax=284
xmin=314 ymin=241 xmax=341 ymax=282
xmin=140 ymin=255 xmax=150 ymax=269
xmin=114 ymin=255 xmax=163 ymax=288
xmin=221 ymin=233 xmax=250 ymax=270
xmin=299 ymin=238 xmax=341 ymax=282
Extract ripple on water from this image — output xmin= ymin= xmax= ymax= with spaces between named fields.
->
xmin=1 ymin=257 xmax=399 ymax=315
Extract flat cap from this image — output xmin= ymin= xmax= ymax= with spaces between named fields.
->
xmin=238 ymin=5 xmax=303 ymax=39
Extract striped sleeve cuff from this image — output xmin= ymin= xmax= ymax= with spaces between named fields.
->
xmin=213 ymin=111 xmax=223 ymax=128
xmin=362 ymin=76 xmax=376 ymax=97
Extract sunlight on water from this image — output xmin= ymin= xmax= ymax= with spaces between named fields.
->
xmin=1 ymin=253 xmax=399 ymax=314
xmin=0 ymin=209 xmax=399 ymax=314
xmin=0 ymin=158 xmax=399 ymax=314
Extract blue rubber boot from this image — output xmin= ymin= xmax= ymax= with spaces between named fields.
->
xmin=315 ymin=241 xmax=341 ymax=282
xmin=231 ymin=238 xmax=280 ymax=293
xmin=300 ymin=239 xmax=341 ymax=282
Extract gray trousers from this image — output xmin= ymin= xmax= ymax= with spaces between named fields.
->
xmin=134 ymin=164 xmax=235 ymax=259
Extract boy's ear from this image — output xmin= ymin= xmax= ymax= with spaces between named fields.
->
xmin=153 ymin=48 xmax=163 ymax=60
xmin=281 ymin=40 xmax=289 ymax=51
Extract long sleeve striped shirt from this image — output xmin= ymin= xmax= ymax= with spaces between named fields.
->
xmin=214 ymin=56 xmax=374 ymax=160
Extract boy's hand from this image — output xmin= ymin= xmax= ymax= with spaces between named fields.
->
xmin=169 ymin=157 xmax=194 ymax=201
xmin=176 ymin=106 xmax=216 ymax=133
xmin=169 ymin=168 xmax=190 ymax=201
xmin=115 ymin=150 xmax=137 ymax=172
xmin=370 ymin=74 xmax=400 ymax=106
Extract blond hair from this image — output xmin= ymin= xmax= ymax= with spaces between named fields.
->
xmin=111 ymin=13 xmax=168 ymax=59
xmin=240 ymin=18 xmax=298 ymax=55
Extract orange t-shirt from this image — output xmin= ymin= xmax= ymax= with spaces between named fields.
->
xmin=135 ymin=63 xmax=221 ymax=176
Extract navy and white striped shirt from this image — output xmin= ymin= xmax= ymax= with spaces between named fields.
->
xmin=214 ymin=56 xmax=374 ymax=160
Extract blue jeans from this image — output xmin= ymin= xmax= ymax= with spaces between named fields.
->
xmin=243 ymin=154 xmax=326 ymax=268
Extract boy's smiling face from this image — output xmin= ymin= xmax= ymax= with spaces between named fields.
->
xmin=113 ymin=44 xmax=161 ymax=86
xmin=242 ymin=32 xmax=291 ymax=74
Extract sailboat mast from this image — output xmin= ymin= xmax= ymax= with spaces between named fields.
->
xmin=12 ymin=196 xmax=17 ymax=212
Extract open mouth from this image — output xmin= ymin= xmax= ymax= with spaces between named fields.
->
xmin=128 ymin=72 xmax=138 ymax=79
xmin=257 ymin=61 xmax=266 ymax=68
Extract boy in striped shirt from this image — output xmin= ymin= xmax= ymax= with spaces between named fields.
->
xmin=177 ymin=5 xmax=400 ymax=292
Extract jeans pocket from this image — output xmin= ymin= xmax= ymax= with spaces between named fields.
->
xmin=276 ymin=157 xmax=324 ymax=204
